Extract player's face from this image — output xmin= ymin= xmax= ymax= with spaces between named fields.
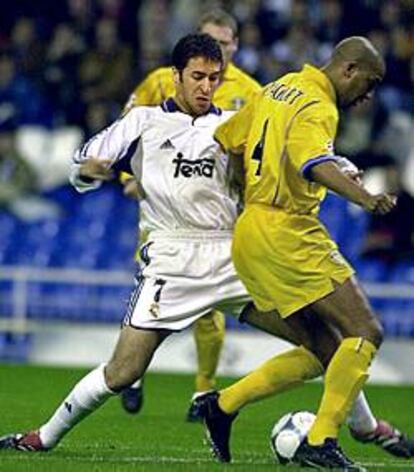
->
xmin=340 ymin=64 xmax=384 ymax=109
xmin=174 ymin=56 xmax=222 ymax=116
xmin=201 ymin=23 xmax=238 ymax=68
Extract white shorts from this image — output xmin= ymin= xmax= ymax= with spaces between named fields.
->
xmin=123 ymin=230 xmax=250 ymax=331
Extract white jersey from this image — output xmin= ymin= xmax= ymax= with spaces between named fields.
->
xmin=72 ymin=99 xmax=237 ymax=235
xmin=71 ymin=99 xmax=250 ymax=330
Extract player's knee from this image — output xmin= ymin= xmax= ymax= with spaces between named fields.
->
xmin=104 ymin=361 xmax=140 ymax=392
xmin=365 ymin=319 xmax=384 ymax=349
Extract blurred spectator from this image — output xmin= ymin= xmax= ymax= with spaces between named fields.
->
xmin=254 ymin=51 xmax=283 ymax=84
xmin=138 ymin=0 xmax=170 ymax=74
xmin=0 ymin=52 xmax=52 ymax=128
xmin=336 ymin=99 xmax=392 ymax=170
xmin=271 ymin=21 xmax=329 ymax=74
xmin=379 ymin=0 xmax=402 ymax=32
xmin=235 ymin=21 xmax=261 ymax=76
xmin=9 ymin=17 xmax=46 ymax=83
xmin=0 ymin=127 xmax=60 ymax=221
xmin=232 ymin=0 xmax=261 ymax=24
xmin=0 ymin=127 xmax=36 ymax=206
xmin=167 ymin=0 xmax=200 ymax=48
xmin=316 ymin=0 xmax=348 ymax=44
xmin=368 ymin=28 xmax=413 ymax=113
xmin=83 ymin=100 xmax=116 ymax=138
xmin=67 ymin=0 xmax=98 ymax=36
xmin=361 ymin=164 xmax=414 ymax=262
xmin=43 ymin=23 xmax=85 ymax=126
xmin=78 ymin=18 xmax=133 ymax=107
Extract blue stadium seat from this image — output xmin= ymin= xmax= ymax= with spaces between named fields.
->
xmin=337 ymin=204 xmax=368 ymax=262
xmin=380 ymin=300 xmax=414 ymax=336
xmin=320 ymin=194 xmax=368 ymax=263
xmin=0 ymin=333 xmax=31 ymax=362
xmin=0 ymin=280 xmax=14 ymax=318
xmin=353 ymin=258 xmax=389 ymax=282
xmin=388 ymin=259 xmax=414 ymax=284
xmin=95 ymin=286 xmax=132 ymax=323
xmin=319 ymin=193 xmax=348 ymax=241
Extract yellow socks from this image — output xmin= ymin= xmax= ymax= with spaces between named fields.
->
xmin=218 ymin=346 xmax=323 ymax=414
xmin=308 ymin=337 xmax=376 ymax=446
xmin=193 ymin=310 xmax=225 ymax=392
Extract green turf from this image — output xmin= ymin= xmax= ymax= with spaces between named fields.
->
xmin=0 ymin=364 xmax=414 ymax=471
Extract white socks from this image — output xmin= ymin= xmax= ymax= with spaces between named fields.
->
xmin=36 ymin=367 xmax=378 ymax=448
xmin=129 ymin=378 xmax=143 ymax=390
xmin=39 ymin=364 xmax=115 ymax=449
xmin=347 ymin=390 xmax=378 ymax=435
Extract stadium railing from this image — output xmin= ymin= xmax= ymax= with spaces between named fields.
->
xmin=0 ymin=265 xmax=413 ymax=337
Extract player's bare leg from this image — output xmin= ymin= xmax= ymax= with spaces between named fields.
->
xmin=186 ymin=310 xmax=226 ymax=422
xmin=0 ymin=326 xmax=170 ymax=451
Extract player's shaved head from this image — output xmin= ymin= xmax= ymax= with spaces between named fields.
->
xmin=323 ymin=36 xmax=386 ymax=109
xmin=331 ymin=36 xmax=385 ymax=76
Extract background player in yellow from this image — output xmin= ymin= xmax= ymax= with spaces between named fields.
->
xmin=120 ymin=9 xmax=261 ymax=420
xmin=198 ymin=37 xmax=398 ymax=470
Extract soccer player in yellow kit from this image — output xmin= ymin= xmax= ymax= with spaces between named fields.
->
xmin=198 ymin=37 xmax=400 ymax=470
xmin=120 ymin=9 xmax=261 ymax=419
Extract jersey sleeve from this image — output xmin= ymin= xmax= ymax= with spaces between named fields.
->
xmin=71 ymin=108 xmax=144 ymax=192
xmin=120 ymin=68 xmax=173 ymax=182
xmin=287 ymin=102 xmax=338 ymax=180
xmin=214 ymin=99 xmax=257 ymax=155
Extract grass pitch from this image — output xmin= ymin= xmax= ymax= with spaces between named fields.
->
xmin=0 ymin=364 xmax=414 ymax=471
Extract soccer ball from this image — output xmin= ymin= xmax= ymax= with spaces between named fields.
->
xmin=270 ymin=411 xmax=316 ymax=464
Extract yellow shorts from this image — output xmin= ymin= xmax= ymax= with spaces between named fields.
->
xmin=232 ymin=204 xmax=354 ymax=317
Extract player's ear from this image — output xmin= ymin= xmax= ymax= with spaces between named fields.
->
xmin=343 ymin=61 xmax=358 ymax=79
xmin=172 ymin=67 xmax=181 ymax=85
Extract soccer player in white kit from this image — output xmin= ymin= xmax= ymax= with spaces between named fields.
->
xmin=0 ymin=33 xmax=251 ymax=451
xmin=0 ymin=33 xmax=412 ymax=459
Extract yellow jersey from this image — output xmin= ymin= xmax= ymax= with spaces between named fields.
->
xmin=215 ymin=65 xmax=354 ymax=315
xmin=124 ymin=62 xmax=261 ymax=112
xmin=215 ymin=64 xmax=339 ymax=216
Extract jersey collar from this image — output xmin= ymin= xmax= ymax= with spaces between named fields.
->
xmin=301 ymin=64 xmax=336 ymax=103
xmin=161 ymin=97 xmax=222 ymax=116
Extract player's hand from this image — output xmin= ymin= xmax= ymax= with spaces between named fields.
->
xmin=122 ymin=177 xmax=146 ymax=200
xmin=363 ymin=193 xmax=397 ymax=214
xmin=79 ymin=158 xmax=114 ymax=181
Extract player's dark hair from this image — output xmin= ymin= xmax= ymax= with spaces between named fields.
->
xmin=171 ymin=33 xmax=223 ymax=73
xmin=198 ymin=9 xmax=238 ymax=37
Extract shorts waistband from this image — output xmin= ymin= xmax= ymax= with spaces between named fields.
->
xmin=150 ymin=229 xmax=233 ymax=241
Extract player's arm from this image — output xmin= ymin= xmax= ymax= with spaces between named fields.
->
xmin=120 ymin=69 xmax=169 ymax=194
xmin=215 ymin=101 xmax=256 ymax=199
xmin=121 ymin=175 xmax=146 ymax=200
xmin=71 ymin=109 xmax=144 ymax=193
xmin=310 ymin=161 xmax=396 ymax=214
xmin=215 ymin=104 xmax=257 ymax=201
xmin=226 ymin=151 xmax=245 ymax=201
xmin=288 ymin=104 xmax=396 ymax=214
